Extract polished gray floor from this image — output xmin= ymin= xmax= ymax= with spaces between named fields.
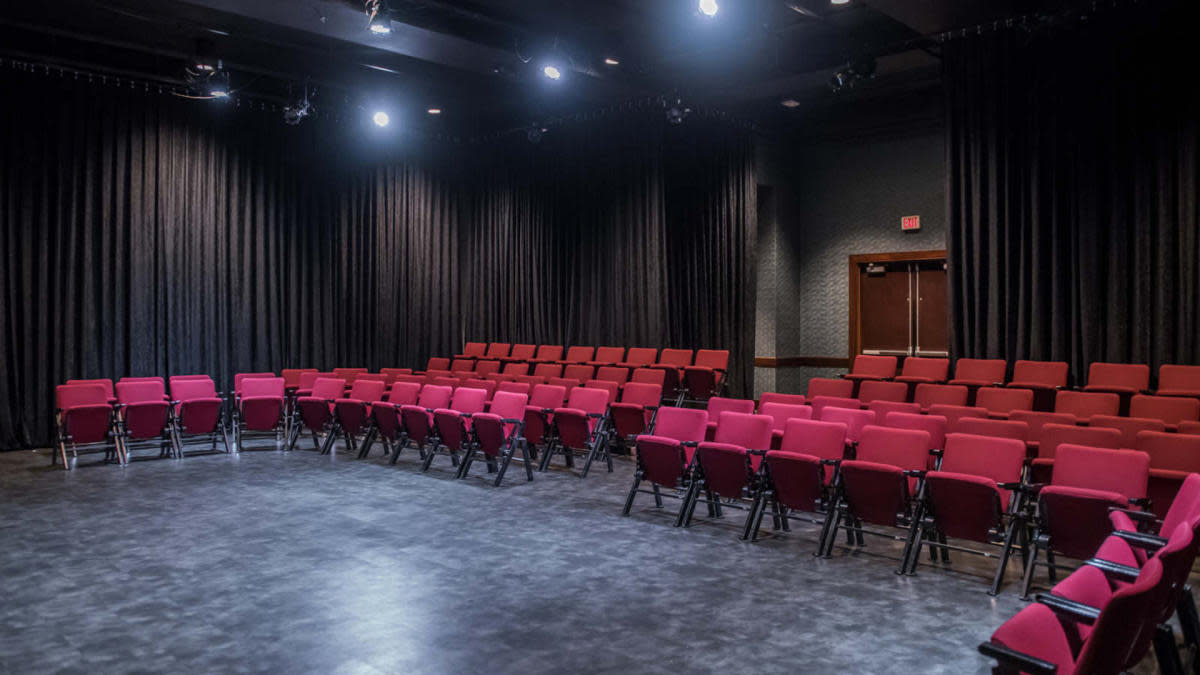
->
xmin=0 ymin=442 xmax=1166 ymax=674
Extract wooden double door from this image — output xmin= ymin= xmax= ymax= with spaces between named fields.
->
xmin=849 ymin=251 xmax=947 ymax=359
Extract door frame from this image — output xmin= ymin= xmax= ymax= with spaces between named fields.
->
xmin=848 ymin=249 xmax=947 ymax=360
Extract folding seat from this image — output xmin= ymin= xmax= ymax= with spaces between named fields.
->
xmin=682 ymin=349 xmax=729 ymax=401
xmin=326 ymin=379 xmax=387 ymax=455
xmin=816 ymin=407 xmax=876 ymax=443
xmin=883 ymin=412 xmax=948 ymax=456
xmin=454 ymin=342 xmax=488 ymax=360
xmin=484 ymin=342 xmax=511 ymax=359
xmin=532 ymin=363 xmax=563 ymax=380
xmin=332 ymin=368 xmax=367 ymax=386
xmin=649 ymin=348 xmax=692 ymax=396
xmin=747 ymin=419 xmax=850 ymax=541
xmin=1008 ymin=359 xmax=1069 ymax=410
xmin=809 ymin=395 xmax=862 ymax=420
xmin=682 ymin=412 xmax=774 ymax=531
xmin=617 ymin=347 xmax=658 ymax=370
xmin=523 ymin=384 xmax=569 ymax=457
xmin=582 ymin=380 xmax=620 ymax=405
xmin=495 ymin=381 xmax=531 ymax=397
xmin=234 ymin=372 xmax=275 ymax=402
xmin=819 ymin=425 xmax=932 ymax=560
xmin=842 ymin=355 xmax=898 ymax=385
xmin=1135 ymin=431 xmax=1200 ymax=520
xmin=500 ymin=362 xmax=529 ymax=377
xmin=432 ymin=376 xmax=461 ymax=390
xmin=282 ymin=369 xmax=317 ymax=391
xmin=757 ymin=392 xmax=805 ymax=409
xmin=1156 ymin=364 xmax=1200 ymax=399
xmin=1021 ymin=444 xmax=1150 ymax=597
xmin=586 ymin=346 xmax=625 ymax=368
xmin=500 ymin=344 xmax=537 ymax=363
xmin=424 ymin=357 xmax=451 ymax=372
xmin=169 ymin=376 xmax=229 ymax=457
xmin=513 ymin=375 xmax=545 ymax=388
xmin=395 ymin=385 xmax=454 ymax=464
xmin=912 ymin=383 xmax=968 ymax=411
xmin=289 ymin=377 xmax=346 ymax=452
xmin=893 ymin=356 xmax=949 ymax=385
xmin=908 ymin=433 xmax=1028 ymax=593
xmin=546 ymin=377 xmax=580 ymax=397
xmin=54 ymin=383 xmax=120 ymax=468
xmin=926 ymin=403 xmax=987 ymax=427
xmin=525 ymin=345 xmax=563 ymax=364
xmin=757 ymin=402 xmax=814 ymax=449
xmin=607 ymin=382 xmax=663 ymax=454
xmin=236 ymin=377 xmax=287 ymax=452
xmin=473 ymin=360 xmax=502 ymax=377
xmin=450 ymin=359 xmax=476 ymax=374
xmin=1083 ymin=362 xmax=1150 ymax=395
xmin=1054 ymin=390 xmax=1120 ymax=423
xmin=355 ymin=373 xmax=388 ymax=388
xmin=857 ymin=380 xmax=907 ymax=404
xmin=379 ymin=368 xmax=413 ymax=385
xmin=974 ymin=386 xmax=1034 ymax=419
xmin=980 ymin=557 xmax=1164 ymax=675
xmin=66 ymin=378 xmax=116 ymax=404
xmin=950 ymin=417 xmax=1030 ymax=444
xmin=421 ymin=387 xmax=489 ymax=473
xmin=1029 ymin=423 xmax=1122 ymax=483
xmin=703 ymin=396 xmax=756 ymax=440
xmin=539 ymin=386 xmax=612 ymax=477
xmin=1129 ymin=394 xmax=1200 ymax=431
xmin=562 ymin=364 xmax=594 ymax=383
xmin=424 ymin=369 xmax=453 ymax=384
xmin=556 ymin=345 xmax=594 ymax=365
xmin=392 ymin=373 xmax=426 ymax=388
xmin=1088 ymin=415 xmax=1166 ymax=448
xmin=1107 ymin=473 xmax=1200 ymax=565
xmin=1010 ymin=410 xmax=1078 ymax=457
xmin=293 ymin=371 xmax=334 ymax=397
xmin=947 ymin=358 xmax=1007 ymax=388
xmin=485 ymin=372 xmax=518 ymax=385
xmin=866 ymin=400 xmax=921 ymax=419
xmin=1180 ymin=420 xmax=1200 ymax=436
xmin=623 ymin=407 xmax=709 ymax=523
xmin=806 ymin=377 xmax=854 ymax=399
xmin=629 ymin=367 xmax=666 ymax=387
xmin=594 ymin=366 xmax=629 ymax=386
xmin=360 ymin=381 xmax=421 ymax=459
xmin=457 ymin=391 xmax=535 ymax=485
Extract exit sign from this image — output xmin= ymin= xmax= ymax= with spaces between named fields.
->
xmin=901 ymin=215 xmax=921 ymax=231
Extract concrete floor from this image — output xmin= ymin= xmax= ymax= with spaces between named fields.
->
xmin=0 ymin=441 xmax=1168 ymax=674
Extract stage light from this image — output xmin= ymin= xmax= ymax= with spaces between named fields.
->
xmin=366 ymin=0 xmax=391 ymax=34
xmin=207 ymin=70 xmax=230 ymax=98
xmin=427 ymin=108 xmax=442 ymax=115
xmin=527 ymin=126 xmax=547 ymax=143
xmin=780 ymin=99 xmax=800 ymax=108
xmin=699 ymin=0 xmax=718 ymax=16
xmin=543 ymin=64 xmax=562 ymax=80
xmin=831 ymin=0 xmax=849 ymax=4
xmin=604 ymin=57 xmax=620 ymax=66
xmin=664 ymin=97 xmax=691 ymax=125
xmin=373 ymin=111 xmax=390 ymax=127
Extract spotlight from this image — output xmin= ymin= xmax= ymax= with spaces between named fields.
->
xmin=373 ymin=111 xmax=390 ymax=127
xmin=831 ymin=0 xmax=849 ymax=4
xmin=526 ymin=125 xmax=547 ymax=143
xmin=427 ymin=108 xmax=442 ymax=115
xmin=283 ymin=87 xmax=312 ymax=125
xmin=366 ymin=0 xmax=391 ymax=34
xmin=828 ymin=58 xmax=876 ymax=92
xmin=664 ymin=97 xmax=691 ymax=125
xmin=699 ymin=0 xmax=718 ymax=16
xmin=780 ymin=98 xmax=800 ymax=108
xmin=542 ymin=64 xmax=562 ymax=80
xmin=206 ymin=70 xmax=230 ymax=98
xmin=603 ymin=57 xmax=620 ymax=66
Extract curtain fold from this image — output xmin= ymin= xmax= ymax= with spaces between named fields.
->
xmin=0 ymin=70 xmax=756 ymax=449
xmin=945 ymin=0 xmax=1200 ymax=384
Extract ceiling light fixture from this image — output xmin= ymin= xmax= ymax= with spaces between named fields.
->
xmin=699 ymin=0 xmax=719 ymax=17
xmin=206 ymin=69 xmax=230 ymax=98
xmin=831 ymin=0 xmax=850 ymax=4
xmin=283 ymin=85 xmax=312 ymax=125
xmin=603 ymin=57 xmax=620 ymax=66
xmin=427 ymin=108 xmax=442 ymax=115
xmin=664 ymin=96 xmax=691 ymax=125
xmin=373 ymin=111 xmax=390 ymax=127
xmin=366 ymin=0 xmax=391 ymax=34
xmin=780 ymin=99 xmax=800 ymax=108
xmin=543 ymin=64 xmax=562 ymax=80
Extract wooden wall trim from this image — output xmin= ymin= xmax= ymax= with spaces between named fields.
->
xmin=754 ymin=356 xmax=851 ymax=369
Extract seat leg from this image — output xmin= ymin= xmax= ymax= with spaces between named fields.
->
xmin=749 ymin=493 xmax=771 ymax=542
xmin=622 ymin=471 xmax=643 ymax=516
xmin=821 ymin=507 xmax=844 ymax=558
xmin=679 ymin=480 xmax=703 ymax=528
xmin=519 ymin=439 xmax=535 ymax=482
xmin=816 ymin=495 xmax=840 ymax=556
xmin=1153 ymin=624 xmax=1185 ymax=675
xmin=580 ymin=435 xmax=600 ymax=478
xmin=57 ymin=440 xmax=69 ymax=469
xmin=742 ymin=491 xmax=765 ymax=540
xmin=1020 ymin=537 xmax=1042 ymax=600
xmin=900 ymin=521 xmax=924 ymax=576
xmin=320 ymin=426 xmax=338 ymax=455
xmin=652 ymin=483 xmax=663 ymax=508
xmin=1177 ymin=587 xmax=1200 ymax=651
xmin=420 ymin=443 xmax=438 ymax=472
xmin=990 ymin=522 xmax=1021 ymax=596
xmin=1045 ymin=548 xmax=1058 ymax=582
xmin=358 ymin=428 xmax=376 ymax=459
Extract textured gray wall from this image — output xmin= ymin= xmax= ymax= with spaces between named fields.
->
xmin=755 ymin=126 xmax=948 ymax=396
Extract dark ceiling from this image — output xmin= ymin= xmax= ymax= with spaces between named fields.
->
xmin=0 ymin=0 xmax=1068 ymax=141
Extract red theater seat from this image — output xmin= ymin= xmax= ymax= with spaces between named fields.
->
xmin=623 ymin=407 xmax=709 ymax=524
xmin=1029 ymin=423 xmax=1122 ymax=483
xmin=757 ymin=401 xmax=813 ymax=449
xmin=749 ymin=418 xmax=850 ymax=541
xmin=541 ymin=386 xmax=613 ymax=477
xmin=237 ymin=377 xmax=287 ymax=452
xmin=883 ymin=412 xmax=948 ymax=454
xmin=54 ymin=383 xmax=119 ymax=467
xmin=913 ymin=384 xmax=968 ymax=411
xmin=683 ymin=349 xmax=729 ymax=400
xmin=842 ymin=355 xmax=897 ymax=386
xmin=1054 ymin=390 xmax=1120 ymax=423
xmin=757 ymin=392 xmax=805 ymax=410
xmin=1135 ymin=430 xmax=1200 ymax=520
xmin=1156 ymin=364 xmax=1200 ymax=399
xmin=950 ymin=417 xmax=1029 ymax=444
xmin=424 ymin=387 xmax=489 ymax=473
xmin=362 ymin=381 xmax=421 ymax=459
xmin=684 ymin=412 xmax=774 ymax=531
xmin=292 ymin=377 xmax=346 ymax=452
xmin=458 ymin=390 xmax=535 ymax=485
xmin=526 ymin=345 xmax=563 ymax=364
xmin=1088 ymin=415 xmax=1166 ymax=448
xmin=948 ymin=358 xmax=1007 ymax=387
xmin=398 ymin=385 xmax=454 ymax=463
xmin=1129 ymin=394 xmax=1200 ymax=431
xmin=857 ymin=380 xmax=907 ymax=404
xmin=806 ymin=377 xmax=855 ymax=399
xmin=893 ymin=356 xmax=949 ymax=384
xmin=555 ymin=346 xmax=593 ymax=365
xmin=975 ymin=386 xmax=1034 ymax=419
xmin=703 ymin=396 xmax=756 ymax=440
xmin=1083 ymin=362 xmax=1150 ymax=395
xmin=169 ymin=376 xmax=228 ymax=457
xmin=114 ymin=379 xmax=173 ymax=460
xmin=330 ymin=379 xmax=387 ymax=456
xmin=607 ymin=382 xmax=663 ymax=453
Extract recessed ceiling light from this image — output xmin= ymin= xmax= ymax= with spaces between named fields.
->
xmin=373 ymin=111 xmax=390 ymax=127
xmin=543 ymin=65 xmax=562 ymax=80
xmin=427 ymin=108 xmax=442 ymax=115
xmin=699 ymin=0 xmax=718 ymax=16
xmin=780 ymin=99 xmax=800 ymax=108
xmin=604 ymin=57 xmax=620 ymax=66
xmin=831 ymin=0 xmax=849 ymax=5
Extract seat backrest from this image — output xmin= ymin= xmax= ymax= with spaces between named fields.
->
xmin=758 ymin=392 xmax=806 ymax=410
xmin=1130 ymin=395 xmax=1200 ymax=426
xmin=657 ymin=348 xmax=693 ymax=367
xmin=1160 ymin=474 xmax=1200 ymax=538
xmin=926 ymin=404 xmax=987 ymax=426
xmin=426 ymin=357 xmax=451 ymax=371
xmin=899 ymin=357 xmax=949 ymax=381
xmin=417 ymin=385 xmax=454 ymax=410
xmin=706 ymin=396 xmax=756 ymax=419
xmin=651 ymin=407 xmax=709 ymax=442
xmin=170 ymin=376 xmax=217 ymax=399
xmin=488 ymin=391 xmax=529 ymax=419
xmin=380 ymin=367 xmax=412 ymax=382
xmin=485 ymin=343 xmax=511 ymax=358
xmin=116 ymin=380 xmax=165 ymax=404
xmin=281 ymin=368 xmax=316 ymax=388
xmin=974 ymin=387 xmax=1034 ymax=416
xmin=693 ymin=349 xmax=729 ymax=370
xmin=620 ymin=382 xmax=662 ymax=407
xmin=332 ymin=368 xmax=367 ymax=383
xmin=533 ymin=363 xmax=563 ymax=378
xmin=1180 ymin=421 xmax=1200 ymax=436
xmin=529 ymin=384 xmax=568 ymax=408
xmin=712 ymin=412 xmax=773 ymax=450
xmin=855 ymin=425 xmax=931 ymax=471
xmin=1052 ymin=445 xmax=1150 ymax=499
xmin=817 ymin=407 xmax=877 ymax=441
xmin=564 ymin=346 xmax=594 ymax=362
xmin=810 ymin=396 xmax=863 ymax=419
xmin=534 ymin=345 xmax=563 ymax=361
xmin=310 ymin=378 xmax=346 ymax=400
xmin=941 ymin=433 xmax=1025 ymax=484
xmin=450 ymin=359 xmax=475 ymax=372
xmin=234 ymin=372 xmax=275 ymax=394
xmin=501 ymin=362 xmax=529 ymax=376
xmin=858 ymin=380 xmax=908 ymax=403
xmin=883 ymin=412 xmax=948 ymax=450
xmin=547 ymin=378 xmax=579 ymax=394
xmin=594 ymin=346 xmax=625 ymax=363
xmin=66 ymin=378 xmax=114 ymax=399
xmin=596 ymin=366 xmax=629 ymax=384
xmin=777 ymin=419 xmax=847 ymax=461
xmin=563 ymin=364 xmax=594 ymax=381
xmin=806 ymin=377 xmax=855 ymax=398
xmin=1039 ymin=423 xmax=1121 ymax=460
xmin=1089 ymin=415 xmax=1166 ymax=448
xmin=394 ymin=374 xmax=425 ymax=386
xmin=1055 ymin=390 xmax=1120 ymax=420
xmin=1009 ymin=410 xmax=1078 ymax=442
xmin=1088 ymin=362 xmax=1150 ymax=391
xmin=1136 ymin=431 xmax=1200 ymax=472
xmin=449 ymin=387 xmax=488 ymax=414
xmin=120 ymin=376 xmax=164 ymax=385
xmin=913 ymin=384 xmax=969 ymax=409
xmin=950 ymin=417 xmax=1029 ymax=442
xmin=1159 ymin=365 xmax=1200 ymax=392
xmin=584 ymin=380 xmax=620 ymax=404
xmin=508 ymin=344 xmax=537 ymax=360
xmin=565 ymin=386 xmax=610 ymax=414
xmin=297 ymin=371 xmax=328 ymax=390
xmin=346 ymin=379 xmax=386 ymax=402
xmin=630 ymin=368 xmax=666 ymax=386
xmin=241 ymin=377 xmax=284 ymax=398
xmin=1011 ymin=360 xmax=1068 ymax=387
xmin=497 ymin=381 xmax=532 ymax=396
xmin=952 ymin=358 xmax=1007 ymax=384
xmin=623 ymin=347 xmax=657 ymax=365
xmin=850 ymin=354 xmax=897 ymax=379
xmin=56 ymin=383 xmax=109 ymax=408
xmin=758 ymin=402 xmax=813 ymax=431
xmin=386 ymin=382 xmax=421 ymax=407
xmin=461 ymin=342 xmax=487 ymax=357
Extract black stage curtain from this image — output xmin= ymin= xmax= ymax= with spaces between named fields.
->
xmin=0 ymin=70 xmax=756 ymax=449
xmin=945 ymin=1 xmax=1200 ymax=384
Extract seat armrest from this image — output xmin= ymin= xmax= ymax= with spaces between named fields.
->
xmin=929 ymin=448 xmax=943 ymax=457
xmin=996 ymin=482 xmax=1023 ymax=490
xmin=977 ymin=642 xmax=1058 ymax=675
xmin=1084 ymin=558 xmax=1140 ymax=582
xmin=540 ymin=408 xmax=554 ymax=414
xmin=1108 ymin=506 xmax=1158 ymax=524
xmin=1036 ymin=594 xmax=1100 ymax=624
xmin=1016 ymin=482 xmax=1046 ymax=495
xmin=587 ymin=412 xmax=604 ymax=419
xmin=460 ymin=412 xmax=473 ymax=418
xmin=1129 ymin=497 xmax=1153 ymax=509
xmin=1114 ymin=529 xmax=1167 ymax=551
xmin=820 ymin=458 xmax=841 ymax=466
xmin=681 ymin=441 xmax=699 ymax=447
xmin=902 ymin=469 xmax=926 ymax=478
